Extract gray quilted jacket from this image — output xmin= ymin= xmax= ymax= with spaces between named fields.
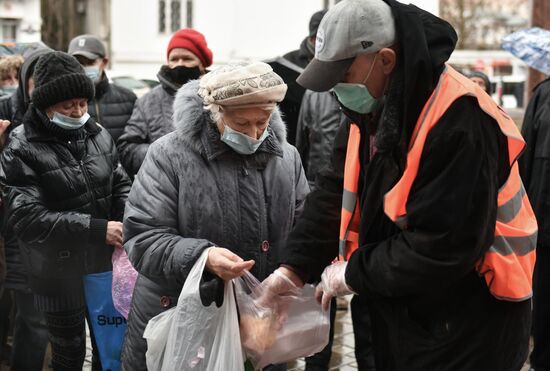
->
xmin=120 ymin=80 xmax=309 ymax=370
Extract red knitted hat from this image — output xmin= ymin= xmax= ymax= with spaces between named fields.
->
xmin=167 ymin=29 xmax=213 ymax=67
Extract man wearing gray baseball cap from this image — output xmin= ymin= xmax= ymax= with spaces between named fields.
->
xmin=68 ymin=34 xmax=136 ymax=141
xmin=259 ymin=0 xmax=535 ymax=370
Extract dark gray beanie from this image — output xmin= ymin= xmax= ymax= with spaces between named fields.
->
xmin=31 ymin=51 xmax=95 ymax=110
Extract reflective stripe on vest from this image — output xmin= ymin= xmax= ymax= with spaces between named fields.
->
xmin=339 ymin=124 xmax=361 ymax=261
xmin=384 ymin=65 xmax=537 ymax=301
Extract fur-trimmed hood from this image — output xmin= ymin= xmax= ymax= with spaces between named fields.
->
xmin=172 ymin=79 xmax=287 ymax=157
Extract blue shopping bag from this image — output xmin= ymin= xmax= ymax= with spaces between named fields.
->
xmin=84 ymin=271 xmax=127 ymax=371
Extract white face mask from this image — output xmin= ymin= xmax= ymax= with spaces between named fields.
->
xmin=84 ymin=66 xmax=101 ymax=83
xmin=50 ymin=112 xmax=90 ymax=130
xmin=220 ymin=124 xmax=269 ymax=155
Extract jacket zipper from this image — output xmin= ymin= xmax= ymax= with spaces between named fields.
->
xmin=94 ymin=99 xmax=101 ymax=125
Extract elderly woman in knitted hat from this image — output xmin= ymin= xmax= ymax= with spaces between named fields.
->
xmin=120 ymin=62 xmax=309 ymax=371
xmin=0 ymin=51 xmax=131 ymax=371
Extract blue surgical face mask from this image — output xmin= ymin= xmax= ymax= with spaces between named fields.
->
xmin=51 ymin=112 xmax=90 ymax=130
xmin=0 ymin=85 xmax=18 ymax=96
xmin=221 ymin=124 xmax=270 ymax=155
xmin=333 ymin=54 xmax=380 ymax=114
xmin=84 ymin=66 xmax=101 ymax=83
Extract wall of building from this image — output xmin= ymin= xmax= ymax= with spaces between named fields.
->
xmin=0 ymin=0 xmax=41 ymax=43
xmin=110 ymin=0 xmax=438 ymax=78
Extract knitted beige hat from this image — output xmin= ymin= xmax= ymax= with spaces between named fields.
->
xmin=198 ymin=61 xmax=287 ymax=109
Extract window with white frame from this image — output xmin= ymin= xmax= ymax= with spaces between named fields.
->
xmin=0 ymin=19 xmax=18 ymax=42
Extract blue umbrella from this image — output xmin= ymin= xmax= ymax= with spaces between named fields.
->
xmin=502 ymin=27 xmax=550 ymax=75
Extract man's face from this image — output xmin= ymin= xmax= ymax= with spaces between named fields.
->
xmin=168 ymin=48 xmax=204 ymax=71
xmin=75 ymin=55 xmax=108 ymax=78
xmin=342 ymin=48 xmax=396 ymax=98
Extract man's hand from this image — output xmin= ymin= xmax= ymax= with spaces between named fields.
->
xmin=315 ymin=262 xmax=355 ymax=310
xmin=205 ymin=247 xmax=255 ymax=281
xmin=106 ymin=221 xmax=123 ymax=249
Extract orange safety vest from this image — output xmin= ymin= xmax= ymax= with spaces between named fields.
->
xmin=339 ymin=65 xmax=537 ymax=301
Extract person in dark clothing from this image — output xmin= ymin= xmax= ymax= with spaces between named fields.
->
xmin=279 ymin=10 xmax=327 ymax=147
xmin=0 ymin=51 xmax=131 ymax=371
xmin=0 ymin=47 xmax=52 ymax=371
xmin=469 ymin=70 xmax=492 ymax=95
xmin=117 ymin=28 xmax=212 ymax=178
xmin=283 ymin=10 xmax=326 ymax=69
xmin=259 ymin=1 xmax=534 ymax=370
xmin=297 ymin=91 xmax=376 ymax=371
xmin=519 ymin=78 xmax=550 ymax=371
xmin=68 ymin=34 xmax=137 ymax=142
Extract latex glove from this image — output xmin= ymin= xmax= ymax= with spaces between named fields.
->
xmin=315 ymin=262 xmax=355 ymax=311
xmin=252 ymin=267 xmax=302 ymax=327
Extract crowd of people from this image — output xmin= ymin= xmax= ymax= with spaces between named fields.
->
xmin=0 ymin=0 xmax=547 ymax=370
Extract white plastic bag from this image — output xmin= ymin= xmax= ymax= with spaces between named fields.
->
xmin=143 ymin=306 xmax=176 ymax=371
xmin=235 ymin=271 xmax=330 ymax=369
xmin=112 ymin=246 xmax=138 ymax=319
xmin=143 ymin=248 xmax=245 ymax=371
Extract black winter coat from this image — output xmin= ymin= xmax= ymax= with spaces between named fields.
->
xmin=280 ymin=1 xmax=530 ymax=370
xmin=117 ymin=69 xmax=178 ymax=178
xmin=296 ymin=90 xmax=346 ymax=187
xmin=0 ymin=107 xmax=131 ymax=305
xmin=88 ymin=75 xmax=137 ymax=142
xmin=519 ymin=78 xmax=550 ymax=247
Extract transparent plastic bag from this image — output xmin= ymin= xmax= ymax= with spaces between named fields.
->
xmin=144 ymin=248 xmax=245 ymax=371
xmin=235 ymin=271 xmax=330 ymax=369
xmin=112 ymin=246 xmax=138 ymax=319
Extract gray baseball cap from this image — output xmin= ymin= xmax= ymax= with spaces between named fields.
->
xmin=297 ymin=0 xmax=396 ymax=92
xmin=68 ymin=35 xmax=106 ymax=60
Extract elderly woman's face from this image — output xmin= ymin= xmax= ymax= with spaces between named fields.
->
xmin=46 ymin=98 xmax=88 ymax=119
xmin=219 ymin=107 xmax=272 ymax=140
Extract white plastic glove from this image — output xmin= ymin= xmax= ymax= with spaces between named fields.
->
xmin=315 ymin=262 xmax=355 ymax=311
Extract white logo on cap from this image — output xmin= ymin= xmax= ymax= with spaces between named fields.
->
xmin=315 ymin=28 xmax=325 ymax=57
xmin=78 ymin=39 xmax=86 ymax=47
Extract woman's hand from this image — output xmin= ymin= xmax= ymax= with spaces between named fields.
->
xmin=205 ymin=247 xmax=254 ymax=281
xmin=106 ymin=221 xmax=123 ymax=249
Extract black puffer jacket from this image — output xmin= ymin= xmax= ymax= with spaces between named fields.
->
xmin=0 ymin=106 xmax=131 ymax=302
xmin=296 ymin=90 xmax=346 ymax=187
xmin=120 ymin=80 xmax=309 ymax=370
xmin=87 ymin=75 xmax=136 ymax=142
xmin=519 ymin=78 xmax=550 ymax=247
xmin=117 ymin=68 xmax=179 ymax=178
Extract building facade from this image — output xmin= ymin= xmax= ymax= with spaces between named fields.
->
xmin=0 ymin=0 xmax=41 ymax=43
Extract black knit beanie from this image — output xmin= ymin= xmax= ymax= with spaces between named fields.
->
xmin=31 ymin=51 xmax=95 ymax=110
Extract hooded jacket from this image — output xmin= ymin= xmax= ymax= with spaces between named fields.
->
xmin=280 ymin=1 xmax=530 ymax=370
xmin=0 ymin=48 xmax=52 ymax=291
xmin=87 ymin=74 xmax=136 ymax=142
xmin=120 ymin=80 xmax=308 ymax=370
xmin=116 ymin=67 xmax=187 ymax=178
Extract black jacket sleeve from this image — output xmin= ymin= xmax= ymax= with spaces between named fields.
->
xmin=518 ymin=81 xmax=549 ymax=190
xmin=279 ymin=120 xmax=349 ymax=280
xmin=110 ymin=143 xmax=132 ymax=221
xmin=345 ymin=97 xmax=508 ymax=298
